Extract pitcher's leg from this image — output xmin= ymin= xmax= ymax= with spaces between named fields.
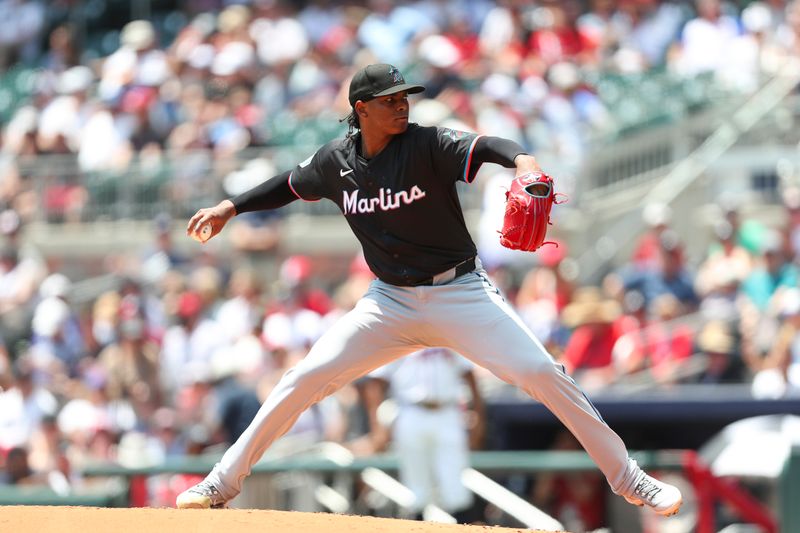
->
xmin=433 ymin=277 xmax=632 ymax=493
xmin=202 ymin=296 xmax=420 ymax=502
xmin=432 ymin=273 xmax=682 ymax=515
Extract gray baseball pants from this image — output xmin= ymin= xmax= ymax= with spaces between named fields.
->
xmin=207 ymin=261 xmax=640 ymax=500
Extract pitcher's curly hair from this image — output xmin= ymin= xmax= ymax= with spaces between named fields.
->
xmin=342 ymin=110 xmax=360 ymax=138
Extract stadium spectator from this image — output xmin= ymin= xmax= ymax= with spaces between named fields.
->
xmin=611 ymin=289 xmax=649 ymax=375
xmin=690 ymin=319 xmax=749 ymax=384
xmin=576 ymin=0 xmax=625 ymax=68
xmin=38 ymin=272 xmax=84 ymax=349
xmin=188 ymin=265 xmax=225 ymax=318
xmin=619 ymin=230 xmax=699 ymax=315
xmin=560 ymin=286 xmax=624 ymax=390
xmin=632 ymin=202 xmax=673 ymax=270
xmin=741 ymin=230 xmax=799 ymax=312
xmin=38 ymin=65 xmax=94 ymax=156
xmin=0 ymin=446 xmax=45 ymax=486
xmin=751 ymin=288 xmax=800 ymax=398
xmin=40 ymin=23 xmax=80 ymax=73
xmin=527 ymin=2 xmax=587 ymax=68
xmin=140 ymin=214 xmax=190 ymax=285
xmin=516 ymin=242 xmax=574 ymax=352
xmin=636 ymin=293 xmax=695 ymax=385
xmin=29 ymin=295 xmax=86 ymax=380
xmin=0 ymin=358 xmax=57 ymax=452
xmin=673 ymin=0 xmax=740 ymax=77
xmin=358 ymin=0 xmax=435 ymax=65
xmin=251 ymin=1 xmax=310 ymax=68
xmin=215 ymin=266 xmax=264 ymax=343
xmin=478 ymin=0 xmax=527 ymax=62
xmin=0 ymin=0 xmax=46 ymax=70
xmin=717 ymin=2 xmax=780 ymax=92
xmin=780 ymin=186 xmax=800 ymax=260
xmin=615 ymin=0 xmax=684 ymax=70
xmin=261 ymin=255 xmax=330 ymax=352
xmin=0 ymin=243 xmax=44 ymax=356
xmin=160 ymin=290 xmax=227 ymax=398
xmin=717 ymin=194 xmax=768 ymax=256
xmin=696 ymin=219 xmax=753 ymax=300
xmin=222 ymin=159 xmax=284 ymax=263
xmin=98 ymin=311 xmax=162 ymax=420
xmin=777 ymin=0 xmax=800 ymax=53
xmin=204 ymin=350 xmax=262 ymax=445
xmin=27 ymin=414 xmax=71 ymax=488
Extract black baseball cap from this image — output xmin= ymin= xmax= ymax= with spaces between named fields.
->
xmin=348 ymin=64 xmax=425 ymax=107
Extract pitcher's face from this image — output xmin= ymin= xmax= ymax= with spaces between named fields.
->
xmin=358 ymin=91 xmax=410 ymax=136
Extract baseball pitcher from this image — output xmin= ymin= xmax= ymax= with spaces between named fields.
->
xmin=178 ymin=64 xmax=682 ymax=518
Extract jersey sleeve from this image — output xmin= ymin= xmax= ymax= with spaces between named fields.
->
xmin=429 ymin=127 xmax=483 ymax=184
xmin=288 ymin=147 xmax=330 ymax=201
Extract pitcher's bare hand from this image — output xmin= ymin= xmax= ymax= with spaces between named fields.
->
xmin=187 ymin=199 xmax=236 ymax=243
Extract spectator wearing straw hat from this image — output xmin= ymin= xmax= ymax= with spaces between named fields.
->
xmin=690 ymin=320 xmax=746 ymax=384
xmin=560 ymin=286 xmax=625 ymax=390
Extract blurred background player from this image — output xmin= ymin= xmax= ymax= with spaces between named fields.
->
xmin=363 ymin=347 xmax=485 ymax=523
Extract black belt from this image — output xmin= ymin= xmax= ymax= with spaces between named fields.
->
xmin=414 ymin=257 xmax=476 ymax=286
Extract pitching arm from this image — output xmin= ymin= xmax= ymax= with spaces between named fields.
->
xmin=186 ymin=170 xmax=296 ymax=241
xmin=467 ymin=136 xmax=541 ymax=182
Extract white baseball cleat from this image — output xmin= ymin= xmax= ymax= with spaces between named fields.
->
xmin=624 ymin=470 xmax=683 ymax=516
xmin=176 ymin=479 xmax=228 ymax=509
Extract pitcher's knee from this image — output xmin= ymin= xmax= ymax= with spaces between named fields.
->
xmin=281 ymin=366 xmax=331 ymax=396
xmin=514 ymin=359 xmax=560 ymax=385
xmin=283 ymin=364 xmax=349 ymax=401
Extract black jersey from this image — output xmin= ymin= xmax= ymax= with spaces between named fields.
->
xmin=289 ymin=124 xmax=483 ymax=286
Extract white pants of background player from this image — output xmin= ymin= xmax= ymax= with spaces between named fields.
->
xmin=206 ymin=261 xmax=641 ymax=502
xmin=394 ymin=404 xmax=472 ymax=514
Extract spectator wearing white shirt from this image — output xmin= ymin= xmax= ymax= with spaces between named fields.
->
xmin=0 ymin=359 xmax=57 ymax=452
xmin=215 ymin=267 xmax=263 ymax=343
xmin=0 ymin=0 xmax=45 ymax=69
xmin=160 ymin=291 xmax=228 ymax=398
xmin=675 ymin=0 xmax=740 ymax=76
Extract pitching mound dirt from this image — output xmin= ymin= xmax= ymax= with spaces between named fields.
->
xmin=1 ymin=506 xmax=567 ymax=532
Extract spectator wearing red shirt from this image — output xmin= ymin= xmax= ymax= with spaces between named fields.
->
xmin=560 ymin=287 xmax=624 ymax=391
xmin=528 ymin=2 xmax=589 ymax=67
xmin=632 ymin=202 xmax=673 ymax=270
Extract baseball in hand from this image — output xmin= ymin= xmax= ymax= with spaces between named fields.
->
xmin=192 ymin=223 xmax=212 ymax=243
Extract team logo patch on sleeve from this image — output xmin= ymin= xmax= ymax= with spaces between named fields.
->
xmin=443 ymin=128 xmax=469 ymax=141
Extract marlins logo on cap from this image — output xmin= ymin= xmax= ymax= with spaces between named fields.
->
xmin=348 ymin=64 xmax=425 ymax=107
xmin=389 ymin=66 xmax=403 ymax=83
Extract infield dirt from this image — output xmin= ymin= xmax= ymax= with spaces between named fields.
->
xmin=1 ymin=506 xmax=567 ymax=532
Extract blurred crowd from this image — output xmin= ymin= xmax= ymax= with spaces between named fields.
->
xmin=0 ymin=0 xmax=800 ymax=528
xmin=1 ymin=188 xmax=800 ymax=513
xmin=0 ymin=0 xmax=799 ymax=223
